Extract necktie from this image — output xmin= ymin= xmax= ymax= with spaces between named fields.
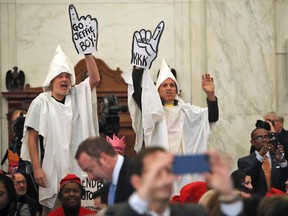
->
xmin=262 ymin=155 xmax=271 ymax=190
xmin=108 ymin=183 xmax=116 ymax=206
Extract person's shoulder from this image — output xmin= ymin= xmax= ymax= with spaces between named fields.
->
xmin=170 ymin=203 xmax=208 ymax=215
xmin=281 ymin=128 xmax=288 ymax=135
xmin=105 ymin=203 xmax=136 ymax=216
xmin=238 ymin=153 xmax=255 ymax=161
xmin=48 ymin=207 xmax=63 ymax=216
xmin=79 ymin=206 xmax=97 ymax=215
xmin=17 ymin=203 xmax=32 ymax=216
xmin=30 ymin=91 xmax=50 ymax=105
xmin=22 ymin=194 xmax=37 ymax=203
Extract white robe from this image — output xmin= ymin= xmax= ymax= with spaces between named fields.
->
xmin=123 ymin=70 xmax=210 ymax=194
xmin=21 ymin=78 xmax=99 ymax=208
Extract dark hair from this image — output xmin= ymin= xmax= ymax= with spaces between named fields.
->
xmin=255 ymin=120 xmax=271 ymax=131
xmin=231 ymin=169 xmax=247 ymax=188
xmin=130 ymin=147 xmax=166 ymax=176
xmin=75 ymin=137 xmax=117 ymax=160
xmin=230 ymin=169 xmax=253 ymax=195
xmin=257 ymin=195 xmax=288 ymax=216
xmin=0 ymin=174 xmax=18 ymax=215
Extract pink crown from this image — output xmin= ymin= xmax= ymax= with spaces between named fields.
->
xmin=106 ymin=134 xmax=126 ymax=154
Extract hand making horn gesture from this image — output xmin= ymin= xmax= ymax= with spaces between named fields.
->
xmin=131 ymin=21 xmax=165 ymax=69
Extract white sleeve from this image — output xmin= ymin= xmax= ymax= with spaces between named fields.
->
xmin=220 ymin=200 xmax=244 ymax=216
xmin=128 ymin=192 xmax=148 ymax=214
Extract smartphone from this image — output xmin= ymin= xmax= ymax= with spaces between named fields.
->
xmin=172 ymin=154 xmax=210 ymax=175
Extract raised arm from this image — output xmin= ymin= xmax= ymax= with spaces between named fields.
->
xmin=68 ymin=4 xmax=100 ymax=90
xmin=130 ymin=21 xmax=165 ymax=110
xmin=132 ymin=66 xmax=144 ymax=110
xmin=85 ymin=54 xmax=100 ymax=90
xmin=202 ymin=73 xmax=219 ymax=122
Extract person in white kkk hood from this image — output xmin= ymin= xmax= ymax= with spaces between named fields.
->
xmin=129 ymin=58 xmax=218 ymax=154
xmin=128 ymin=59 xmax=219 ymax=194
xmin=20 ymin=45 xmax=100 ymax=213
xmin=125 ymin=22 xmax=219 ymax=194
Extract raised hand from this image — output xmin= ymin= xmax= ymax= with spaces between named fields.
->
xmin=202 ymin=73 xmax=216 ymax=101
xmin=131 ymin=21 xmax=165 ymax=69
xmin=275 ymin=145 xmax=286 ymax=162
xmin=205 ymin=151 xmax=234 ymax=196
xmin=69 ymin=4 xmax=98 ymax=54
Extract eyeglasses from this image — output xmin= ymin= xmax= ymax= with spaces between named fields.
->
xmin=14 ymin=180 xmax=27 ymax=186
xmin=265 ymin=119 xmax=280 ymax=125
xmin=252 ymin=135 xmax=270 ymax=142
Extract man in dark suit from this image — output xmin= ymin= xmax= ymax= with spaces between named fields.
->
xmin=238 ymin=127 xmax=288 ymax=196
xmin=75 ymin=137 xmax=134 ymax=205
xmin=105 ymin=147 xmax=244 ymax=216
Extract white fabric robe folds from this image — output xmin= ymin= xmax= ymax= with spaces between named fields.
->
xmin=21 ymin=78 xmax=98 ymax=208
xmin=123 ymin=70 xmax=210 ymax=193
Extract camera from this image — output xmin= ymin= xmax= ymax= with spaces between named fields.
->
xmin=13 ymin=112 xmax=26 ymax=139
xmin=268 ymin=132 xmax=279 ymax=147
xmin=99 ymin=95 xmax=128 ymax=137
xmin=255 ymin=119 xmax=274 ymax=131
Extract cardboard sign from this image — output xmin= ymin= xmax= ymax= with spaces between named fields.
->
xmin=81 ymin=177 xmax=104 ymax=212
xmin=69 ymin=4 xmax=98 ymax=54
xmin=131 ymin=21 xmax=165 ymax=69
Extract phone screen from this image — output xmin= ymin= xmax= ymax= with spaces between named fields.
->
xmin=172 ymin=154 xmax=210 ymax=175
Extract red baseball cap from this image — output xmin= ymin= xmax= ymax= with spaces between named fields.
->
xmin=60 ymin=174 xmax=83 ymax=191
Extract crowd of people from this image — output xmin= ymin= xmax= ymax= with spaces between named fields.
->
xmin=2 ymin=13 xmax=288 ymax=216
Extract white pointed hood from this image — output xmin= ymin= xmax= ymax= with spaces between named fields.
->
xmin=42 ymin=45 xmax=75 ymax=91
xmin=155 ymin=59 xmax=179 ymax=95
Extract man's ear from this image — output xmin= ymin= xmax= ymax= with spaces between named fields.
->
xmin=130 ymin=174 xmax=141 ymax=190
xmin=99 ymin=152 xmax=108 ymax=165
xmin=99 ymin=152 xmax=115 ymax=168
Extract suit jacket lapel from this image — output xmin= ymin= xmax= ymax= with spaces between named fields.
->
xmin=115 ymin=156 xmax=128 ymax=202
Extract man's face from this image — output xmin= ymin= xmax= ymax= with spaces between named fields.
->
xmin=13 ymin=173 xmax=27 ymax=197
xmin=264 ymin=114 xmax=283 ymax=133
xmin=77 ymin=152 xmax=110 ymax=182
xmin=141 ymin=151 xmax=173 ymax=201
xmin=251 ymin=128 xmax=270 ymax=151
xmin=51 ymin=72 xmax=71 ymax=100
xmin=158 ymin=78 xmax=177 ymax=104
xmin=61 ymin=182 xmax=82 ymax=208
xmin=94 ymin=197 xmax=107 ymax=211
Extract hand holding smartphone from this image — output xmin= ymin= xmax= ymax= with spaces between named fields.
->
xmin=172 ymin=153 xmax=211 ymax=175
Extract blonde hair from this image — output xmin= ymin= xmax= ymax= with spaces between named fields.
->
xmin=264 ymin=111 xmax=284 ymax=123
xmin=198 ymin=190 xmax=220 ymax=216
